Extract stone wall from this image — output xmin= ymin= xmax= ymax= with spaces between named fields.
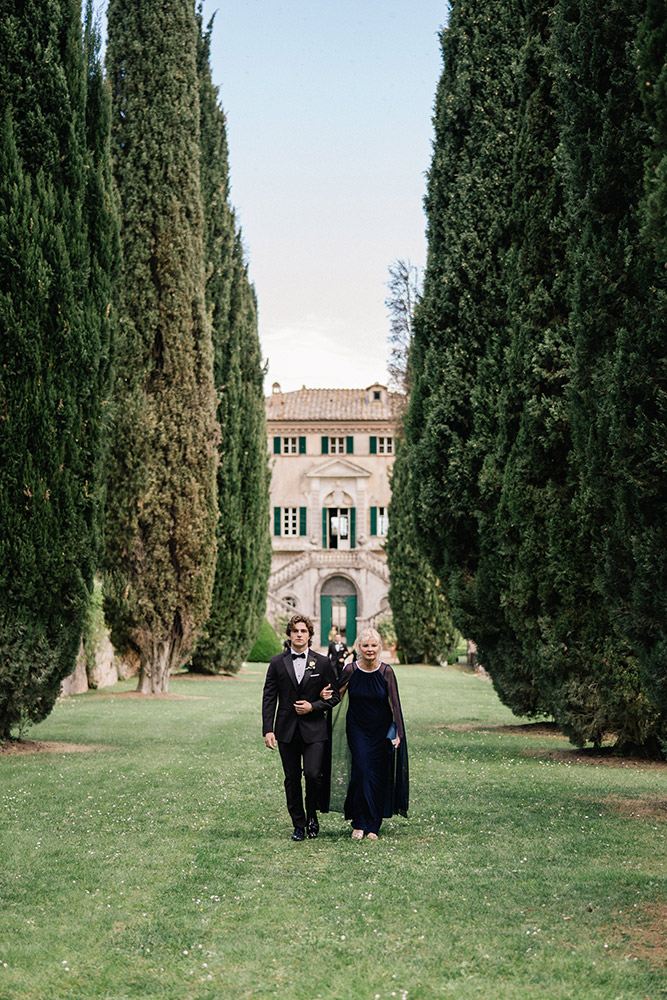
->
xmin=61 ymin=629 xmax=139 ymax=696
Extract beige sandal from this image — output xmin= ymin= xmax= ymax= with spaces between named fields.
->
xmin=366 ymin=832 xmax=378 ymax=840
xmin=351 ymin=829 xmax=364 ymax=839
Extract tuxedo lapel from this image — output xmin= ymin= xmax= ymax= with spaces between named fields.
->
xmin=283 ymin=652 xmax=299 ymax=691
xmin=299 ymin=659 xmax=323 ymax=695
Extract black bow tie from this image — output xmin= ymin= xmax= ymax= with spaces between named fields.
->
xmin=292 ymin=652 xmax=305 ymax=659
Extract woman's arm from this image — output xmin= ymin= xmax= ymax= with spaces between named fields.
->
xmin=383 ymin=664 xmax=405 ymax=741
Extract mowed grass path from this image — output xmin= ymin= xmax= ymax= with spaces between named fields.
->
xmin=0 ymin=664 xmax=665 ymax=1000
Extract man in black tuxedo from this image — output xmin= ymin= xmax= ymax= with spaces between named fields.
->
xmin=262 ymin=614 xmax=339 ymax=840
xmin=327 ymin=631 xmax=348 ymax=681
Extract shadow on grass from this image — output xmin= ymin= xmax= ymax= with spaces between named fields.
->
xmin=426 ymin=721 xmax=667 ymax=771
xmin=0 ymin=739 xmax=106 ymax=755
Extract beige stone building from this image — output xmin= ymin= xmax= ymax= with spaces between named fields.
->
xmin=265 ymin=382 xmax=403 ymax=648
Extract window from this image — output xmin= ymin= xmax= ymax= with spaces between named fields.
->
xmin=283 ymin=507 xmax=298 ymax=535
xmin=322 ymin=436 xmax=354 ymax=454
xmin=274 ymin=506 xmax=307 ymax=536
xmin=373 ymin=390 xmax=381 ymax=400
xmin=273 ymin=436 xmax=305 ymax=454
xmin=370 ymin=506 xmax=389 ymax=536
xmin=377 ymin=436 xmax=393 ymax=455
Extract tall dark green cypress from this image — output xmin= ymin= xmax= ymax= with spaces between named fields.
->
xmin=531 ymin=0 xmax=664 ymax=751
xmin=189 ymin=14 xmax=271 ymax=675
xmin=104 ymin=0 xmax=219 ymax=694
xmin=639 ymin=0 xmax=667 ymax=263
xmin=601 ymin=2 xmax=667 ymax=736
xmin=82 ymin=0 xmax=120 ymax=571
xmin=386 ymin=438 xmax=457 ymax=664
xmin=403 ymin=0 xmax=665 ymax=754
xmin=630 ymin=1 xmax=667 ymax=722
xmin=406 ymin=0 xmax=523 ymax=656
xmin=489 ymin=2 xmax=567 ymax=718
xmin=223 ymin=234 xmax=271 ymax=666
xmin=0 ymin=0 xmax=117 ymax=736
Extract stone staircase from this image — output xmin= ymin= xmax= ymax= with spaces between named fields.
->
xmin=269 ymin=548 xmax=390 ymax=591
xmin=268 ymin=552 xmax=313 ymax=589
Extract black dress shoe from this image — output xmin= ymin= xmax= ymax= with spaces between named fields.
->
xmin=291 ymin=826 xmax=305 ymax=841
xmin=306 ymin=818 xmax=319 ymax=839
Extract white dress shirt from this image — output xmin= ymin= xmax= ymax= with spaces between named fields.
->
xmin=290 ymin=648 xmax=307 ymax=683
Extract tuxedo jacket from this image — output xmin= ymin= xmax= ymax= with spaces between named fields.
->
xmin=262 ymin=649 xmax=340 ymax=744
xmin=327 ymin=640 xmax=348 ymax=661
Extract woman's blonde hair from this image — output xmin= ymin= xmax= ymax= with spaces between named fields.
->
xmin=357 ymin=627 xmax=382 ymax=647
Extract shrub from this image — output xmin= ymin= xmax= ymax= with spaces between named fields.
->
xmin=247 ymin=618 xmax=283 ymax=663
xmin=375 ymin=614 xmax=397 ymax=647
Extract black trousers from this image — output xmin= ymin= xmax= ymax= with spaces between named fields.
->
xmin=278 ymin=733 xmax=326 ymax=827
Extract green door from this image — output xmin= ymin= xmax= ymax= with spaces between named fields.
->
xmin=321 ymin=593 xmax=356 ymax=645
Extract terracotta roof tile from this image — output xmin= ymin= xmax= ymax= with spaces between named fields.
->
xmin=266 ymin=384 xmax=404 ymax=422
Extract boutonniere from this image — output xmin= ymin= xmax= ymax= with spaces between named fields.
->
xmin=306 ymin=660 xmax=316 ymax=671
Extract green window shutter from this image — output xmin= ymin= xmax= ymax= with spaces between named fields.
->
xmin=350 ymin=507 xmax=356 ymax=549
xmin=274 ymin=506 xmax=281 ymax=536
xmin=370 ymin=506 xmax=377 ymax=536
xmin=321 ymin=436 xmax=329 ymax=455
xmin=299 ymin=436 xmax=306 ymax=454
xmin=322 ymin=508 xmax=328 ymax=548
xmin=273 ymin=436 xmax=281 ymax=455
xmin=346 ymin=435 xmax=354 ymax=454
xmin=369 ymin=435 xmax=377 ymax=454
xmin=299 ymin=507 xmax=307 ymax=536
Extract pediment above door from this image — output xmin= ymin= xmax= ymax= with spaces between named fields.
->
xmin=306 ymin=457 xmax=371 ymax=479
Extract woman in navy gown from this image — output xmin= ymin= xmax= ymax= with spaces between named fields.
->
xmin=335 ymin=627 xmax=409 ymax=839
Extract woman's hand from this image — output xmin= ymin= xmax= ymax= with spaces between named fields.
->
xmin=392 ymin=735 xmax=401 ymax=749
xmin=320 ymin=684 xmax=334 ymax=701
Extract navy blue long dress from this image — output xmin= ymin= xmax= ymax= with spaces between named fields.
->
xmin=341 ymin=662 xmax=409 ymax=834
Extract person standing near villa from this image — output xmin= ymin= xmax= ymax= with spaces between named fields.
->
xmin=332 ymin=627 xmax=409 ymax=840
xmin=262 ymin=614 xmax=339 ymax=840
xmin=327 ymin=631 xmax=348 ymax=680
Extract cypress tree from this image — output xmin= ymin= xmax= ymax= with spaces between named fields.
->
xmin=0 ymin=0 xmax=117 ymax=736
xmin=534 ymin=0 xmax=664 ymax=750
xmin=218 ymin=235 xmax=271 ymax=667
xmin=630 ymin=2 xmax=667 ymax=723
xmin=82 ymin=0 xmax=120 ymax=570
xmin=386 ymin=438 xmax=457 ymax=664
xmin=403 ymin=0 xmax=665 ymax=754
xmin=190 ymin=14 xmax=271 ymax=675
xmin=104 ymin=0 xmax=219 ymax=693
xmin=600 ymin=2 xmax=667 ymax=737
xmin=406 ymin=0 xmax=523 ymax=657
xmin=489 ymin=2 xmax=567 ymax=718
xmin=638 ymin=0 xmax=667 ymax=262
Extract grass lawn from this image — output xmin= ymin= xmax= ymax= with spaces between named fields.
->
xmin=0 ymin=663 xmax=665 ymax=1000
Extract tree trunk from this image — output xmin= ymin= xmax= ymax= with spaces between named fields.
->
xmin=136 ymin=637 xmax=181 ymax=694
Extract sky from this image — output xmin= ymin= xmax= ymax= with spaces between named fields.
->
xmin=101 ymin=1 xmax=448 ymax=393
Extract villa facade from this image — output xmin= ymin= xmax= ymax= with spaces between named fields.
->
xmin=265 ymin=382 xmax=403 ymax=647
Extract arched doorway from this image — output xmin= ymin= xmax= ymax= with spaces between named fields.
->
xmin=320 ymin=576 xmax=358 ymax=646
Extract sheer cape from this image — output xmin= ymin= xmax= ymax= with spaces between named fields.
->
xmin=322 ymin=661 xmax=409 ymax=818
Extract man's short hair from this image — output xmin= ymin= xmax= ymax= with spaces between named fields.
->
xmin=286 ymin=614 xmax=314 ymax=646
